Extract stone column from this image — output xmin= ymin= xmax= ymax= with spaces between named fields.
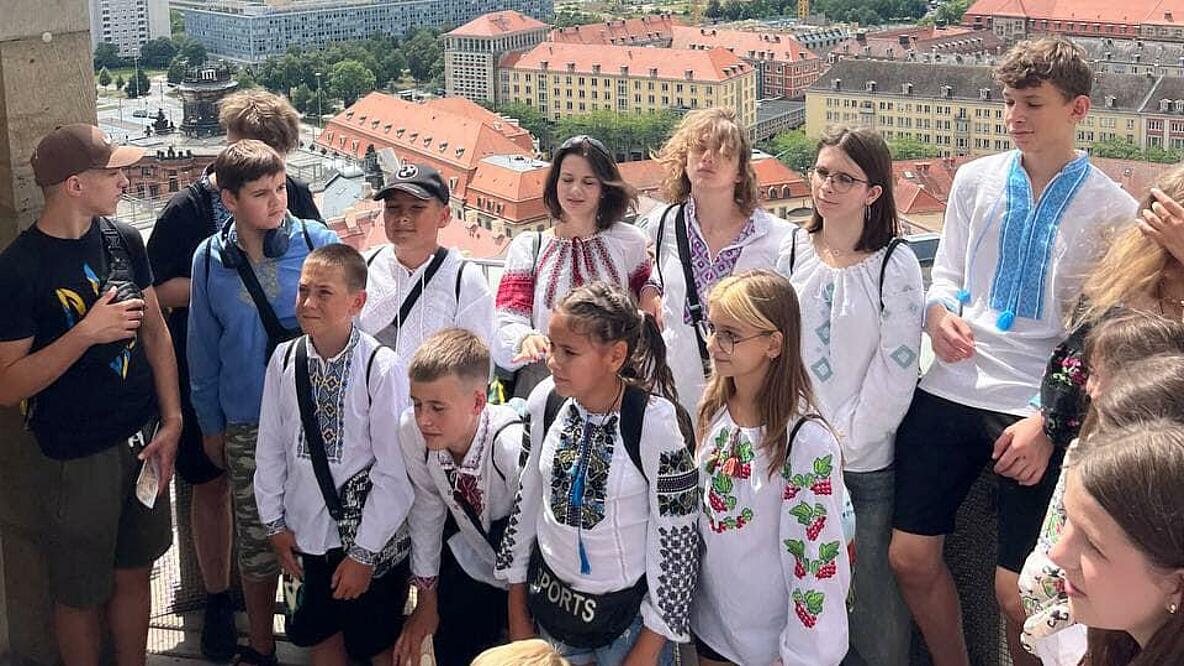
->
xmin=0 ymin=0 xmax=96 ymax=661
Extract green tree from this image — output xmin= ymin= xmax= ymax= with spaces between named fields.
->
xmin=1090 ymin=136 xmax=1144 ymax=160
xmin=94 ymin=42 xmax=123 ymax=71
xmin=378 ymin=50 xmax=408 ymax=88
xmin=114 ymin=73 xmax=126 ymax=91
xmin=167 ymin=56 xmax=187 ymax=84
xmin=497 ymin=102 xmax=552 ymax=148
xmin=290 ymin=83 xmax=316 ymax=115
xmin=140 ymin=36 xmax=178 ymax=69
xmin=174 ymin=37 xmax=207 ymax=67
xmin=404 ymin=29 xmax=442 ymax=82
xmin=98 ymin=67 xmax=112 ymax=89
xmin=124 ymin=69 xmax=152 ymax=98
xmin=706 ymin=0 xmax=724 ymax=18
xmin=767 ymin=130 xmax=817 ymax=172
xmin=236 ymin=66 xmax=258 ymax=89
xmin=328 ymin=60 xmax=376 ymax=107
xmin=1145 ymin=145 xmax=1183 ymax=164
xmin=888 ymin=137 xmax=942 ymax=160
xmin=171 ymin=8 xmax=185 ymax=36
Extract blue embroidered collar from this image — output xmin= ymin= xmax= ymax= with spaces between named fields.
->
xmin=989 ymin=151 xmax=1091 ymax=330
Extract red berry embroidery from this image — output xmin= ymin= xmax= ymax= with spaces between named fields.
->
xmin=807 ymin=515 xmax=827 ymax=540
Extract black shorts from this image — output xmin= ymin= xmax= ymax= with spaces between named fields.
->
xmin=285 ymin=551 xmax=410 ymax=659
xmin=893 ymin=390 xmax=1064 ymax=573
xmin=693 ymin=634 xmax=733 ymax=664
xmin=174 ymin=395 xmax=223 ymax=485
xmin=433 ymin=543 xmax=508 ymax=666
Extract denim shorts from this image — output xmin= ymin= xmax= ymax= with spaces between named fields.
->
xmin=541 ymin=615 xmax=676 ymax=666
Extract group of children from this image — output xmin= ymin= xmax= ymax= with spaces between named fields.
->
xmin=9 ymin=30 xmax=1184 ymax=666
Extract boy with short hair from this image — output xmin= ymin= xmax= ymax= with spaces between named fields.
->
xmin=188 ymin=140 xmax=338 ymax=666
xmin=255 ymin=243 xmax=413 ymax=665
xmin=394 ymin=328 xmax=525 ymax=666
xmin=0 ymin=124 xmax=180 ymax=665
xmin=888 ymin=37 xmax=1138 ymax=666
xmin=146 ymin=89 xmax=321 ymax=659
xmin=358 ymin=161 xmax=494 ymax=364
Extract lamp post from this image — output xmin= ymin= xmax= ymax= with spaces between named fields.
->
xmin=314 ymin=71 xmax=323 ymax=144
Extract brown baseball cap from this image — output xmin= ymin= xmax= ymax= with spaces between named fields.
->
xmin=31 ymin=124 xmax=145 ymax=186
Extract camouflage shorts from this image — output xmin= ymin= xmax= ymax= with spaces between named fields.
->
xmin=225 ymin=423 xmax=280 ymax=580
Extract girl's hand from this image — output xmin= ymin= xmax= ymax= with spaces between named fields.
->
xmin=507 ymin=584 xmax=537 ymax=641
xmin=513 ymin=334 xmax=550 ymax=364
xmin=1140 ymin=187 xmax=1184 ymax=266
xmin=621 ymin=627 xmax=665 ymax=666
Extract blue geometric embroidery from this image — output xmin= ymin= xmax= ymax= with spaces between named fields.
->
xmin=298 ymin=330 xmax=359 ymax=463
xmin=815 ymin=321 xmax=832 ymax=345
xmin=549 ymin=408 xmax=616 ymax=529
xmin=890 ymin=345 xmax=917 ymax=369
xmin=811 ymin=358 xmax=834 ymax=382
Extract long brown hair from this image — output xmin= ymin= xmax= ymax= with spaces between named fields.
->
xmin=1078 ymin=353 xmax=1184 ymax=457
xmin=1078 ymin=165 xmax=1184 ymax=325
xmin=555 ymin=281 xmax=694 ymax=444
xmin=1070 ymin=421 xmax=1184 ymax=666
xmin=808 ymin=125 xmax=900 ymax=252
xmin=696 ymin=270 xmax=822 ymax=476
xmin=544 ymin=136 xmax=637 ymax=229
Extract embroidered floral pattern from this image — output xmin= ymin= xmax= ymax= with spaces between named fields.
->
xmin=792 ymin=589 xmax=826 ymax=629
xmin=548 ymin=408 xmax=617 ymax=529
xmin=657 ymin=449 xmax=699 ymax=517
xmin=681 ymin=206 xmax=756 ymax=325
xmin=784 ymin=447 xmax=840 ymax=631
xmin=703 ymin=426 xmax=755 ymax=532
xmin=784 ymin=539 xmax=842 ymax=579
xmin=1041 ymin=319 xmax=1092 ymax=448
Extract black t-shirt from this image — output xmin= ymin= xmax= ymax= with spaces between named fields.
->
xmin=0 ymin=219 xmax=157 ymax=459
xmin=146 ymin=173 xmax=323 ymax=394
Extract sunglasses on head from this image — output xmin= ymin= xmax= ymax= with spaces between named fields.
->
xmin=559 ymin=135 xmax=612 ymax=159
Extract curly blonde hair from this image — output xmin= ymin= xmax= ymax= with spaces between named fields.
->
xmin=1077 ymin=164 xmax=1184 ymax=325
xmin=653 ymin=108 xmax=759 ymax=215
xmin=471 ymin=640 xmax=571 ymax=666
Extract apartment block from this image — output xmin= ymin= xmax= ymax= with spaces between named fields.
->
xmin=964 ymin=0 xmax=1184 ymax=44
xmin=670 ymin=26 xmax=822 ymax=99
xmin=90 ymin=0 xmax=169 ymax=57
xmin=444 ymin=11 xmax=550 ymax=105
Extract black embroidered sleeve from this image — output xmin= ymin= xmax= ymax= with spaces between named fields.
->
xmin=656 ymin=448 xmax=699 ymax=517
xmin=655 ymin=524 xmax=699 ymax=639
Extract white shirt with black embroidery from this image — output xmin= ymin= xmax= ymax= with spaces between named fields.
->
xmin=693 ymin=409 xmax=850 ymax=666
xmin=254 ymin=328 xmax=413 ymax=564
xmin=360 ymin=245 xmax=495 ymax=367
xmin=494 ymin=377 xmax=700 ymax=643
xmin=399 ymin=403 xmax=526 ymax=590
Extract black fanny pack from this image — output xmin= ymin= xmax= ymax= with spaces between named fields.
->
xmin=527 ymin=547 xmax=646 ymax=649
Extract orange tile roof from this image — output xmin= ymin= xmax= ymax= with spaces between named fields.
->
xmin=964 ymin=0 xmax=1184 ymax=24
xmin=617 ymin=159 xmax=667 ymax=195
xmin=422 ymin=96 xmax=535 ymax=152
xmin=504 ymin=42 xmax=753 ymax=82
xmin=465 ymin=155 xmax=550 ymax=224
xmin=448 ymin=10 xmax=549 ymax=37
xmin=549 ymin=15 xmax=681 ymax=45
xmin=894 ymin=178 xmax=947 ymax=215
xmin=315 ymin=92 xmax=535 ymax=199
xmin=752 ymin=157 xmax=810 ymax=198
xmin=670 ymin=26 xmax=818 ymax=63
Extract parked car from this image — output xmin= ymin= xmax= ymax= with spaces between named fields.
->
xmin=132 ymin=109 xmax=149 ymax=118
xmin=904 ymin=232 xmax=940 ymax=289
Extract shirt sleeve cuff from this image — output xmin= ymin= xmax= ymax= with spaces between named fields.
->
xmin=263 ymin=517 xmax=287 ymax=537
xmin=410 ymin=576 xmax=439 ymax=591
xmin=347 ymin=543 xmax=381 ymax=567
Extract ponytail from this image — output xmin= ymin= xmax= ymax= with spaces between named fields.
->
xmin=555 ymin=282 xmax=695 ymax=447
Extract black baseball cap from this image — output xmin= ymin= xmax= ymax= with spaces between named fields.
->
xmin=373 ymin=162 xmax=450 ymax=204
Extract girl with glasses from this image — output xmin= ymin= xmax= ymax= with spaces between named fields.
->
xmin=640 ymin=109 xmax=792 ymax=420
xmin=692 ymin=270 xmax=849 ymax=665
xmin=493 ymin=136 xmax=652 ymax=399
xmin=777 ymin=125 xmax=924 ymax=666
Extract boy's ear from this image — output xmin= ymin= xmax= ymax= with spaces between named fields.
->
xmin=472 ymin=385 xmax=488 ymax=414
xmin=437 ymin=204 xmax=451 ymax=230
xmin=1068 ymin=94 xmax=1091 ymax=123
xmin=350 ymin=288 xmax=368 ymax=313
xmin=220 ymin=188 xmax=238 ymax=215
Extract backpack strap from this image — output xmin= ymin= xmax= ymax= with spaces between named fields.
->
xmin=386 ymin=247 xmax=449 ymax=333
xmin=300 ymin=219 xmax=313 ymax=251
xmin=619 ymin=385 xmax=648 ymax=483
xmin=785 ymin=413 xmax=822 ymax=461
xmin=530 ymin=231 xmax=542 ymax=275
xmin=455 ymin=258 xmax=467 ymax=303
xmin=294 ymin=338 xmax=345 ymax=522
xmin=364 ymin=346 xmax=380 ymax=405
xmin=787 ymin=225 xmax=799 ymax=276
xmin=672 ymin=203 xmax=710 ymax=377
xmin=230 ymin=241 xmax=294 ymax=364
xmin=542 ymin=387 xmax=566 ymax=435
xmin=96 ymin=217 xmax=133 ymax=282
xmin=653 ymin=203 xmax=679 ymax=288
xmin=366 ymin=245 xmax=388 ymax=268
xmin=879 ymin=237 xmax=905 ymax=312
xmin=487 ymin=418 xmax=522 ymax=483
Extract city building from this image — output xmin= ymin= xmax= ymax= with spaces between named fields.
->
xmin=963 ymin=0 xmax=1184 ymax=44
xmin=831 ymin=25 xmax=1004 ymax=61
xmin=126 ymin=145 xmax=219 ymax=200
xmin=497 ymin=42 xmax=757 ymax=128
xmin=1078 ymin=36 xmax=1184 ymax=77
xmin=754 ymin=98 xmax=806 ymax=141
xmin=549 ymin=14 xmax=681 ymax=46
xmin=173 ymin=0 xmax=554 ymax=63
xmin=670 ymin=26 xmax=822 ymax=98
xmin=806 ymin=58 xmax=1157 ymax=157
xmin=89 ymin=0 xmax=169 ymax=57
xmin=616 ymin=153 xmax=810 ymax=219
xmin=444 ymin=10 xmax=551 ymax=105
xmin=785 ymin=25 xmax=850 ymax=55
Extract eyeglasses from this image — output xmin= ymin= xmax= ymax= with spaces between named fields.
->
xmin=808 ymin=166 xmax=869 ymax=194
xmin=704 ymin=321 xmax=772 ymax=354
xmin=559 ymin=134 xmax=612 ymax=159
